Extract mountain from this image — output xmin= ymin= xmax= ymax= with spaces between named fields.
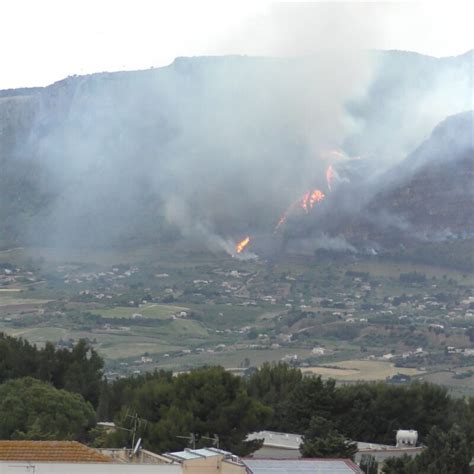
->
xmin=369 ymin=110 xmax=473 ymax=238
xmin=330 ymin=110 xmax=473 ymax=242
xmin=0 ymin=51 xmax=472 ymax=254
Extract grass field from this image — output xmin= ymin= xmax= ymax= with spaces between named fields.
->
xmin=4 ymin=326 xmax=71 ymax=342
xmin=349 ymin=261 xmax=474 ymax=285
xmin=302 ymin=360 xmax=424 ymax=381
xmin=154 ymin=347 xmax=314 ymax=370
xmin=98 ymin=339 xmax=184 ymax=360
xmin=0 ymin=323 xmax=187 ymax=360
xmin=132 ymin=319 xmax=209 ymax=339
xmin=185 ymin=303 xmax=276 ymax=329
xmin=422 ymin=368 xmax=474 ymax=398
xmin=96 ymin=303 xmax=189 ymax=319
xmin=0 ymin=296 xmax=50 ymax=306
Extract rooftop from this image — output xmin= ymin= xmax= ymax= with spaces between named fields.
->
xmin=247 ymin=431 xmax=302 ymax=449
xmin=0 ymin=441 xmax=113 ymax=463
xmin=164 ymin=447 xmax=234 ymax=462
xmin=244 ymin=459 xmax=363 ymax=474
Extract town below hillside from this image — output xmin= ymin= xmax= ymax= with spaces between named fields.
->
xmin=1 ymin=246 xmax=473 ymax=397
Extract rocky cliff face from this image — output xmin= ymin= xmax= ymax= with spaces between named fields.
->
xmin=0 ymin=94 xmax=38 ymax=155
xmin=368 ymin=111 xmax=474 ymax=239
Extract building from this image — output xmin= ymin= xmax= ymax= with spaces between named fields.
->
xmin=243 ymin=458 xmax=363 ymax=473
xmin=163 ymin=448 xmax=246 ymax=473
xmin=0 ymin=440 xmax=179 ymax=473
xmin=355 ymin=442 xmax=423 ymax=465
xmin=247 ymin=431 xmax=302 ymax=459
xmin=247 ymin=430 xmax=424 ymax=467
xmin=0 ymin=442 xmax=247 ymax=474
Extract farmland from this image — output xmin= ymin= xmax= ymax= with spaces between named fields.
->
xmin=0 ymin=245 xmax=473 ymax=395
xmin=302 ymin=360 xmax=424 ymax=381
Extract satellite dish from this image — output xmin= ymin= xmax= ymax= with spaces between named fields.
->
xmin=133 ymin=437 xmax=142 ymax=456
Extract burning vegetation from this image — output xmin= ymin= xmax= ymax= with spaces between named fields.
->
xmin=236 ymin=236 xmax=250 ymax=254
xmin=273 ymin=163 xmax=335 ymax=233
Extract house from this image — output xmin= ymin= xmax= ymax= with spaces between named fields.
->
xmin=0 ymin=440 xmax=179 ymax=473
xmin=0 ymin=442 xmax=246 ymax=474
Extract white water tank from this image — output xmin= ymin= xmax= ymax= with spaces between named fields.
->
xmin=396 ymin=429 xmax=418 ymax=447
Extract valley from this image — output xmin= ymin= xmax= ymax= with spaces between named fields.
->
xmin=1 ymin=245 xmax=473 ymax=396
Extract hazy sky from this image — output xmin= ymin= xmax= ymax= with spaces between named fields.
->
xmin=2 ymin=0 xmax=473 ymax=89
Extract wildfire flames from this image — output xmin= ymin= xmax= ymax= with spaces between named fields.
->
xmin=299 ymin=189 xmax=325 ymax=213
xmin=273 ymin=162 xmax=337 ymax=233
xmin=309 ymin=189 xmax=325 ymax=208
xmin=244 ymin=153 xmax=347 ymax=242
xmin=274 ymin=187 xmax=326 ymax=232
xmin=236 ymin=236 xmax=250 ymax=253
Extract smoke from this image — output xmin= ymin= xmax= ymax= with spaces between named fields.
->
xmin=2 ymin=4 xmax=471 ymax=255
xmin=286 ymin=233 xmax=356 ymax=255
xmin=344 ymin=50 xmax=473 ymax=167
xmin=16 ymin=48 xmax=376 ymax=251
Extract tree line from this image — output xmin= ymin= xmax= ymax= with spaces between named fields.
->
xmin=0 ymin=334 xmax=473 ymax=472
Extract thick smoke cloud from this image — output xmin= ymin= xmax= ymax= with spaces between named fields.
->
xmin=20 ymin=51 xmax=374 ymax=251
xmin=3 ymin=3 xmax=471 ymax=254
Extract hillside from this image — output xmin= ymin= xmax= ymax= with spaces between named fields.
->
xmin=370 ymin=111 xmax=473 ymax=238
xmin=0 ymin=51 xmax=472 ymax=255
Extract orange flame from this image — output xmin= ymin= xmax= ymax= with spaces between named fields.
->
xmin=309 ymin=189 xmax=325 ymax=207
xmin=275 ymin=189 xmax=325 ymax=231
xmin=326 ymin=165 xmax=334 ymax=191
xmin=236 ymin=236 xmax=250 ymax=253
xmin=300 ymin=189 xmax=325 ymax=212
xmin=300 ymin=191 xmax=311 ymax=213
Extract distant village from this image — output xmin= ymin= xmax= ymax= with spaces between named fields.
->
xmin=1 ymin=257 xmax=473 ymax=392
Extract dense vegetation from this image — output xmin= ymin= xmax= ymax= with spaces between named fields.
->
xmin=0 ymin=377 xmax=95 ymax=441
xmin=0 ymin=335 xmax=473 ymax=471
xmin=0 ymin=333 xmax=103 ymax=407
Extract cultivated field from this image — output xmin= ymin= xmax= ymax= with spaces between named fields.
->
xmin=97 ymin=303 xmax=189 ymax=319
xmin=302 ymin=360 xmax=424 ymax=381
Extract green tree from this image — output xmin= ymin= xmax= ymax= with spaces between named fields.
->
xmin=283 ymin=376 xmax=337 ymax=433
xmin=414 ymin=426 xmax=472 ymax=474
xmin=382 ymin=454 xmax=415 ymax=474
xmin=104 ymin=367 xmax=270 ymax=456
xmin=300 ymin=416 xmax=357 ymax=460
xmin=359 ymin=455 xmax=378 ymax=474
xmin=246 ymin=362 xmax=303 ymax=429
xmin=0 ymin=377 xmax=96 ymax=441
xmin=382 ymin=426 xmax=472 ymax=474
xmin=0 ymin=334 xmax=103 ymax=407
xmin=62 ymin=339 xmax=104 ymax=407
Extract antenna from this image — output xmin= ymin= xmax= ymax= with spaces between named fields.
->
xmin=126 ymin=413 xmax=148 ymax=451
xmin=114 ymin=412 xmax=149 ymax=456
xmin=176 ymin=433 xmax=196 ymax=449
xmin=201 ymin=434 xmax=219 ymax=449
xmin=133 ymin=437 xmax=142 ymax=456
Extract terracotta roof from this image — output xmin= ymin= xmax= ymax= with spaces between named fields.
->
xmin=0 ymin=441 xmax=113 ymax=463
